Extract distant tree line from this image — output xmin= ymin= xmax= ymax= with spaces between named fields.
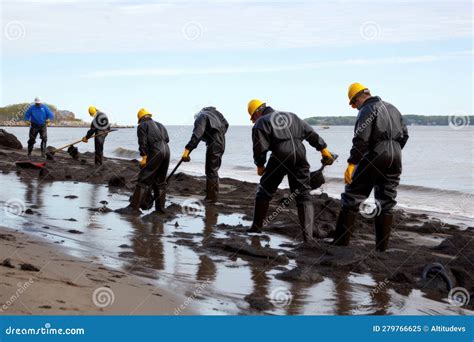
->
xmin=305 ymin=115 xmax=473 ymax=126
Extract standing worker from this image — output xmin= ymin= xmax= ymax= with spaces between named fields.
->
xmin=181 ymin=106 xmax=229 ymax=203
xmin=116 ymin=108 xmax=170 ymax=215
xmin=334 ymin=83 xmax=409 ymax=251
xmin=247 ymin=99 xmax=336 ymax=241
xmin=82 ymin=106 xmax=111 ymax=165
xmin=24 ymin=97 xmax=54 ymax=158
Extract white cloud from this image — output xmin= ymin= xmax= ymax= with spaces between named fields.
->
xmin=1 ymin=1 xmax=472 ymax=55
xmin=82 ymin=51 xmax=472 ymax=78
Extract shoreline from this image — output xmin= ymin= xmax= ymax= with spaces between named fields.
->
xmin=0 ymin=146 xmax=473 ymax=314
xmin=0 ymin=227 xmax=196 ymax=315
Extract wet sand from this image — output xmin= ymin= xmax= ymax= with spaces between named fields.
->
xmin=0 ymin=146 xmax=473 ymax=315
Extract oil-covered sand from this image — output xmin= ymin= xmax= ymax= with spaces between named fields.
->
xmin=0 ymin=146 xmax=472 ymax=315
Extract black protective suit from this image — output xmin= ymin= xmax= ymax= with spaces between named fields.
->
xmin=185 ymin=107 xmax=228 ymax=179
xmin=135 ymin=116 xmax=170 ymax=211
xmin=341 ymin=96 xmax=409 ymax=213
xmin=252 ymin=107 xmax=327 ymax=204
xmin=185 ymin=107 xmax=228 ymax=202
xmin=28 ymin=123 xmax=47 ymax=156
xmin=250 ymin=107 xmax=327 ymax=240
xmin=85 ymin=111 xmax=110 ymax=165
xmin=335 ymin=96 xmax=409 ymax=251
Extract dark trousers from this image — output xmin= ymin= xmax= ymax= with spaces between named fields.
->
xmin=137 ymin=148 xmax=170 ymax=191
xmin=256 ymin=154 xmax=312 ymax=205
xmin=205 ymin=141 xmax=225 ymax=180
xmin=28 ymin=123 xmax=47 ymax=152
xmin=341 ymin=153 xmax=402 ymax=213
xmin=94 ymin=135 xmax=106 ymax=165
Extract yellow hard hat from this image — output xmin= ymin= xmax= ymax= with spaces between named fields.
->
xmin=348 ymin=83 xmax=368 ymax=104
xmin=88 ymin=106 xmax=97 ymax=116
xmin=137 ymin=108 xmax=152 ymax=122
xmin=248 ymin=99 xmax=265 ymax=117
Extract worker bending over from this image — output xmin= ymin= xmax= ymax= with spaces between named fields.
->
xmin=82 ymin=106 xmax=111 ymax=165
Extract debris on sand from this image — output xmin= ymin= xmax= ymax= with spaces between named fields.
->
xmin=244 ymin=293 xmax=274 ymax=311
xmin=275 ymin=267 xmax=324 ymax=283
xmin=64 ymin=195 xmax=78 ymax=199
xmin=1 ymin=258 xmax=15 ymax=268
xmin=0 ymin=234 xmax=16 ymax=241
xmin=0 ymin=129 xmax=22 ymax=149
xmin=108 ymin=175 xmax=128 ymax=188
xmin=68 ymin=229 xmax=83 ymax=234
xmin=20 ymin=263 xmax=40 ymax=272
xmin=24 ymin=208 xmax=35 ymax=215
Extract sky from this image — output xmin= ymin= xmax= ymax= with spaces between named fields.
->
xmin=0 ymin=0 xmax=472 ymax=125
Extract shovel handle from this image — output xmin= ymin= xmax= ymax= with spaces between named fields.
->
xmin=166 ymin=159 xmax=183 ymax=183
xmin=50 ymin=129 xmax=117 ymax=153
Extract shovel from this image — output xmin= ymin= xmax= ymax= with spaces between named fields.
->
xmin=309 ymin=153 xmax=338 ymax=189
xmin=45 ymin=129 xmax=117 ymax=160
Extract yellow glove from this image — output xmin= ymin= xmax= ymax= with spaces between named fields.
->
xmin=26 ymin=121 xmax=31 ymax=126
xmin=82 ymin=137 xmax=88 ymax=143
xmin=182 ymin=149 xmax=191 ymax=162
xmin=257 ymin=166 xmax=266 ymax=176
xmin=46 ymin=119 xmax=51 ymax=125
xmin=344 ymin=163 xmax=356 ymax=184
xmin=321 ymin=148 xmax=335 ymax=166
xmin=139 ymin=155 xmax=147 ymax=168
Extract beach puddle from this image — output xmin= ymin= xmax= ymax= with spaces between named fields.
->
xmin=0 ymin=173 xmax=471 ymax=315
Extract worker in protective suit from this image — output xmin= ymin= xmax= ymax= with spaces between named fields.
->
xmin=82 ymin=106 xmax=111 ymax=165
xmin=181 ymin=107 xmax=229 ymax=203
xmin=116 ymin=108 xmax=170 ymax=215
xmin=334 ymin=83 xmax=409 ymax=251
xmin=24 ymin=97 xmax=54 ymax=158
xmin=247 ymin=99 xmax=336 ymax=241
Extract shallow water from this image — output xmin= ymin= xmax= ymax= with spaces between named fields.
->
xmin=0 ymin=173 xmax=471 ymax=315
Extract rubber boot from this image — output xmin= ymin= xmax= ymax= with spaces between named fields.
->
xmin=115 ymin=185 xmax=145 ymax=215
xmin=297 ymin=202 xmax=315 ymax=242
xmin=27 ymin=144 xmax=33 ymax=158
xmin=247 ymin=199 xmax=270 ymax=233
xmin=40 ymin=140 xmax=46 ymax=158
xmin=204 ymin=178 xmax=218 ymax=203
xmin=375 ymin=213 xmax=393 ymax=252
xmin=154 ymin=184 xmax=167 ymax=213
xmin=333 ymin=209 xmax=357 ymax=246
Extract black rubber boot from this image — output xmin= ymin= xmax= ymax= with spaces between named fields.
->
xmin=333 ymin=209 xmax=357 ymax=246
xmin=115 ymin=185 xmax=145 ymax=215
xmin=375 ymin=213 xmax=394 ymax=252
xmin=297 ymin=202 xmax=315 ymax=242
xmin=154 ymin=184 xmax=167 ymax=213
xmin=205 ymin=178 xmax=218 ymax=203
xmin=40 ymin=140 xmax=46 ymax=158
xmin=27 ymin=144 xmax=33 ymax=158
xmin=247 ymin=199 xmax=270 ymax=233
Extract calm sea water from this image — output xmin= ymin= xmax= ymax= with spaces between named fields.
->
xmin=3 ymin=125 xmax=473 ymax=220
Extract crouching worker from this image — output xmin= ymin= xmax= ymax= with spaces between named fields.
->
xmin=334 ymin=83 xmax=409 ymax=251
xmin=181 ymin=107 xmax=229 ymax=203
xmin=82 ymin=106 xmax=111 ymax=165
xmin=24 ymin=97 xmax=54 ymax=158
xmin=116 ymin=108 xmax=170 ymax=215
xmin=247 ymin=99 xmax=336 ymax=241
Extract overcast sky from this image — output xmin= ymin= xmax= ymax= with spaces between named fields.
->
xmin=1 ymin=0 xmax=472 ymax=125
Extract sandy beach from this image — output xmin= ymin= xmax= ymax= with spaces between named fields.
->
xmin=0 ymin=144 xmax=472 ymax=315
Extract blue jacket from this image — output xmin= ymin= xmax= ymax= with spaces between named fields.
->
xmin=24 ymin=104 xmax=54 ymax=125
